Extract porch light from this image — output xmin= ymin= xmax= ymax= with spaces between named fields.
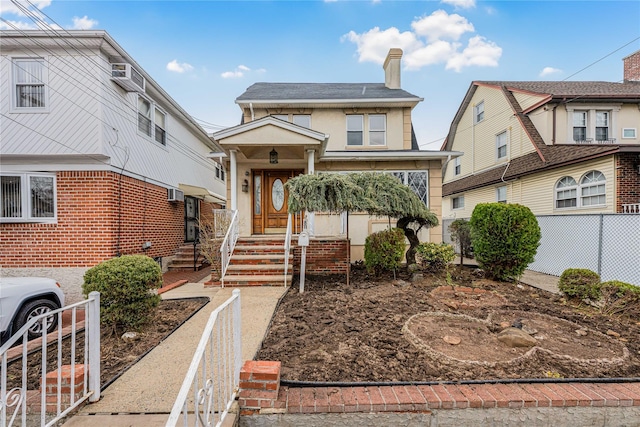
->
xmin=242 ymin=179 xmax=249 ymax=193
xmin=270 ymin=148 xmax=278 ymax=164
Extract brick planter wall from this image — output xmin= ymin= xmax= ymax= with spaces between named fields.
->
xmin=293 ymin=237 xmax=350 ymax=276
xmin=616 ymin=153 xmax=640 ymax=212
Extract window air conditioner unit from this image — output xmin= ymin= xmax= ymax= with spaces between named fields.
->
xmin=167 ymin=188 xmax=184 ymax=202
xmin=111 ymin=63 xmax=145 ymax=92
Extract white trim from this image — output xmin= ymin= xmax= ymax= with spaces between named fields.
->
xmin=0 ymin=172 xmax=57 ymax=223
xmin=9 ymin=55 xmax=50 ymax=114
xmin=622 ymin=128 xmax=637 ymax=139
xmin=213 ymin=116 xmax=328 ymax=142
xmin=320 ymin=150 xmax=460 ymax=161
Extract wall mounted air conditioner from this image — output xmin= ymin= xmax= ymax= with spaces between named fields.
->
xmin=111 ymin=63 xmax=145 ymax=92
xmin=167 ymin=188 xmax=184 ymax=202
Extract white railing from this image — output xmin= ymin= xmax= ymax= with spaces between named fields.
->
xmin=284 ymin=213 xmax=293 ymax=286
xmin=166 ymin=289 xmax=242 ymax=427
xmin=219 ymin=210 xmax=239 ymax=288
xmin=212 ymin=209 xmax=234 ymax=238
xmin=1 ymin=292 xmax=100 ymax=427
xmin=622 ymin=203 xmax=640 ymax=214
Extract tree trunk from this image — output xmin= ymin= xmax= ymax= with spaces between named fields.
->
xmin=397 ymin=217 xmax=421 ymax=266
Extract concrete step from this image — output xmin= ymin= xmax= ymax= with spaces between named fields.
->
xmin=221 ymin=274 xmax=292 ymax=287
xmin=230 ymin=254 xmax=291 ymax=265
xmin=226 ymin=264 xmax=291 ymax=275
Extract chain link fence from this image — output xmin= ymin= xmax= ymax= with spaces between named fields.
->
xmin=442 ymin=214 xmax=640 ymax=286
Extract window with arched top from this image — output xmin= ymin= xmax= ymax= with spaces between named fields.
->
xmin=555 ymin=176 xmax=577 ymax=209
xmin=580 ymin=171 xmax=606 ymax=206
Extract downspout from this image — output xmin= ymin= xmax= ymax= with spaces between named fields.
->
xmin=249 ymin=102 xmax=255 ymax=121
xmin=501 ymin=162 xmax=511 ymax=182
xmin=442 ymin=154 xmax=452 ymax=178
xmin=552 ymin=104 xmax=558 ymax=144
xmin=471 ymin=105 xmax=475 ymax=173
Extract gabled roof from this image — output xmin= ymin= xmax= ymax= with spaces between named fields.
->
xmin=441 ymin=79 xmax=640 ymax=197
xmin=212 ymin=115 xmax=328 ymax=142
xmin=236 ymin=83 xmax=422 ymax=107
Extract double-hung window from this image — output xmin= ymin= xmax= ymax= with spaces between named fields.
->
xmin=474 ymin=101 xmax=484 ymax=124
xmin=573 ymin=111 xmax=587 ymax=142
xmin=154 ymin=108 xmax=166 ymax=145
xmin=138 ymin=96 xmax=167 ymax=145
xmin=1 ymin=173 xmax=56 ymax=222
xmin=13 ymin=58 xmax=47 ymax=110
xmin=138 ymin=97 xmax=152 ymax=136
xmin=496 ymin=186 xmax=507 ymax=203
xmin=346 ymin=115 xmax=364 ymax=146
xmin=454 ymin=157 xmax=461 ymax=176
xmin=595 ymin=111 xmax=609 ymax=142
xmin=496 ymin=131 xmax=508 ymax=159
xmin=368 ymin=114 xmax=386 ymax=146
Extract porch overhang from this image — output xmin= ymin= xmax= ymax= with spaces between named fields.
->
xmin=178 ymin=183 xmax=226 ymax=204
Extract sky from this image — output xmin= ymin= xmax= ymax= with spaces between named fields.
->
xmin=1 ymin=0 xmax=639 ymax=150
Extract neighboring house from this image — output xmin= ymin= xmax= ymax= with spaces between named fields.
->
xmin=441 ymin=50 xmax=640 ymax=219
xmin=212 ymin=49 xmax=457 ymax=283
xmin=0 ymin=30 xmax=225 ymax=301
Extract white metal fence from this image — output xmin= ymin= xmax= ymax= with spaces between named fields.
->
xmin=442 ymin=214 xmax=640 ymax=286
xmin=0 ymin=292 xmax=100 ymax=427
xmin=167 ymin=289 xmax=242 ymax=427
xmin=218 ymin=210 xmax=239 ymax=288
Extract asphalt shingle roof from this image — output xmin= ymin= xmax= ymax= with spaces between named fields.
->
xmin=236 ymin=83 xmax=421 ymax=101
xmin=478 ymin=81 xmax=640 ymax=97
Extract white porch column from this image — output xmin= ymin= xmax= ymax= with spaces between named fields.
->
xmin=230 ymin=149 xmax=237 ymax=211
xmin=306 ymin=149 xmax=315 ymax=235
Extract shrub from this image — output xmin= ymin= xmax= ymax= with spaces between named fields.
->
xmin=469 ymin=203 xmax=541 ymax=281
xmin=598 ymin=280 xmax=640 ymax=317
xmin=448 ymin=218 xmax=473 ymax=262
xmin=417 ymin=242 xmax=456 ymax=273
xmin=82 ymin=255 xmax=163 ymax=333
xmin=364 ymin=228 xmax=405 ymax=274
xmin=558 ymin=268 xmax=601 ymax=300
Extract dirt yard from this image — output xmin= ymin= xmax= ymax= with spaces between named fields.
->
xmin=256 ymin=265 xmax=640 ymax=382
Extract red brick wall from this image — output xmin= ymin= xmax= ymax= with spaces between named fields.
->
xmin=616 ymin=154 xmax=640 ymax=212
xmin=0 ymin=171 xmax=189 ymax=267
xmin=623 ymin=50 xmax=640 ymax=82
xmin=293 ymin=238 xmax=350 ymax=275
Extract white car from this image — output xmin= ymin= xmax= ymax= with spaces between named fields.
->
xmin=0 ymin=277 xmax=65 ymax=344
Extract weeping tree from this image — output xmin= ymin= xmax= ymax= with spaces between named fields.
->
xmin=285 ymin=172 xmax=438 ymax=266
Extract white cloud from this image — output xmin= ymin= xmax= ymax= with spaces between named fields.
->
xmin=342 ymin=27 xmax=422 ymax=64
xmin=0 ymin=18 xmax=37 ymax=29
xmin=343 ymin=10 xmax=501 ymax=72
xmin=71 ymin=15 xmax=97 ymax=30
xmin=167 ymin=59 xmax=194 ymax=73
xmin=539 ymin=66 xmax=562 ymax=77
xmin=411 ymin=10 xmax=474 ymax=42
xmin=0 ymin=0 xmax=51 ymax=16
xmin=441 ymin=0 xmax=476 ymax=9
xmin=445 ymin=35 xmax=502 ymax=72
xmin=220 ymin=65 xmax=265 ymax=79
xmin=238 ymin=65 xmax=250 ymax=72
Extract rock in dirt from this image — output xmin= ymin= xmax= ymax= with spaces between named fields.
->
xmin=443 ymin=335 xmax=462 ymax=345
xmin=121 ymin=332 xmax=139 ymax=341
xmin=576 ymin=329 xmax=588 ymax=336
xmin=606 ymin=330 xmax=621 ymax=338
xmin=497 ymin=327 xmax=537 ymax=348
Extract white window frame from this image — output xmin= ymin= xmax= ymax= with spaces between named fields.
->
xmin=368 ymin=114 xmax=386 ymax=146
xmin=474 ymin=101 xmax=484 ymax=124
xmin=622 ymin=128 xmax=637 ymax=139
xmin=566 ymin=105 xmax=620 ymax=144
xmin=346 ymin=115 xmax=364 ymax=146
xmin=1 ymin=172 xmax=57 ymax=223
xmin=293 ymin=114 xmax=311 ymax=128
xmin=154 ymin=107 xmax=167 ymax=146
xmin=496 ymin=131 xmax=508 ymax=160
xmin=454 ymin=157 xmax=461 ymax=176
xmin=595 ymin=111 xmax=610 ymax=142
xmin=554 ymin=176 xmax=578 ymax=209
xmin=553 ymin=171 xmax=606 ymax=210
xmin=11 ymin=57 xmax=49 ymax=113
xmin=580 ymin=170 xmax=606 ymax=207
xmin=138 ymin=95 xmax=168 ymax=147
xmin=215 ymin=164 xmax=226 ymax=182
xmin=138 ymin=96 xmax=152 ymax=137
xmin=452 ymin=195 xmax=464 ymax=210
xmin=496 ymin=185 xmax=507 ymax=203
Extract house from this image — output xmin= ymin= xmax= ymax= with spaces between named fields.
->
xmin=212 ymin=49 xmax=458 ymax=285
xmin=0 ymin=30 xmax=226 ymax=301
xmin=440 ymin=50 xmax=640 ymax=284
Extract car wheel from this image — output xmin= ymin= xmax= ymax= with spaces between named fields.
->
xmin=15 ymin=299 xmax=60 ymax=340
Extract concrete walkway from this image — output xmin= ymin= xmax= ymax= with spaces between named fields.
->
xmin=64 ymin=281 xmax=286 ymax=426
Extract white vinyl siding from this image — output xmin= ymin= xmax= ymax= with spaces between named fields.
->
xmin=12 ymin=57 xmax=47 ymax=110
xmin=1 ymin=173 xmax=56 ymax=222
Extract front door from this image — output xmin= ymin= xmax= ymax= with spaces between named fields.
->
xmin=252 ymin=170 xmax=303 ymax=234
xmin=184 ymin=196 xmax=199 ymax=242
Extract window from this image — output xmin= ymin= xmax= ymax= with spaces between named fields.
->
xmin=368 ymin=114 xmax=386 ymax=146
xmin=346 ymin=115 xmax=363 ymax=146
xmin=385 ymin=171 xmax=429 ymax=206
xmin=580 ymin=171 xmax=606 ymax=206
xmin=13 ymin=58 xmax=47 ymax=109
xmin=154 ymin=108 xmax=166 ymax=145
xmin=595 ymin=111 xmax=609 ymax=141
xmin=496 ymin=186 xmax=507 ymax=203
xmin=1 ymin=173 xmax=56 ymax=222
xmin=293 ymin=115 xmax=311 ymax=128
xmin=215 ymin=164 xmax=225 ymax=181
xmin=555 ymin=176 xmax=577 ymax=208
xmin=454 ymin=157 xmax=461 ymax=176
xmin=622 ymin=128 xmax=637 ymax=139
xmin=496 ymin=131 xmax=508 ymax=159
xmin=573 ymin=111 xmax=587 ymax=142
xmin=138 ymin=96 xmax=152 ymax=136
xmin=474 ymin=101 xmax=484 ymax=124
xmin=452 ymin=196 xmax=464 ymax=210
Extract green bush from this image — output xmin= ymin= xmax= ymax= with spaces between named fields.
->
xmin=469 ymin=203 xmax=541 ymax=281
xmin=417 ymin=242 xmax=456 ymax=273
xmin=364 ymin=228 xmax=405 ymax=274
xmin=598 ymin=280 xmax=640 ymax=317
xmin=558 ymin=268 xmax=601 ymax=300
xmin=448 ymin=218 xmax=473 ymax=260
xmin=82 ymin=255 xmax=163 ymax=333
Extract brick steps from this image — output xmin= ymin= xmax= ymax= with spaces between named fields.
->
xmin=167 ymin=244 xmax=209 ymax=271
xmin=220 ymin=236 xmax=292 ymax=287
xmin=222 ymin=274 xmax=291 ymax=287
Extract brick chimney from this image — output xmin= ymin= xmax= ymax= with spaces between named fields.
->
xmin=383 ymin=48 xmax=403 ymax=89
xmin=623 ymin=50 xmax=640 ymax=82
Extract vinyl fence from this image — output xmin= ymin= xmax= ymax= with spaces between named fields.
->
xmin=442 ymin=214 xmax=640 ymax=286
